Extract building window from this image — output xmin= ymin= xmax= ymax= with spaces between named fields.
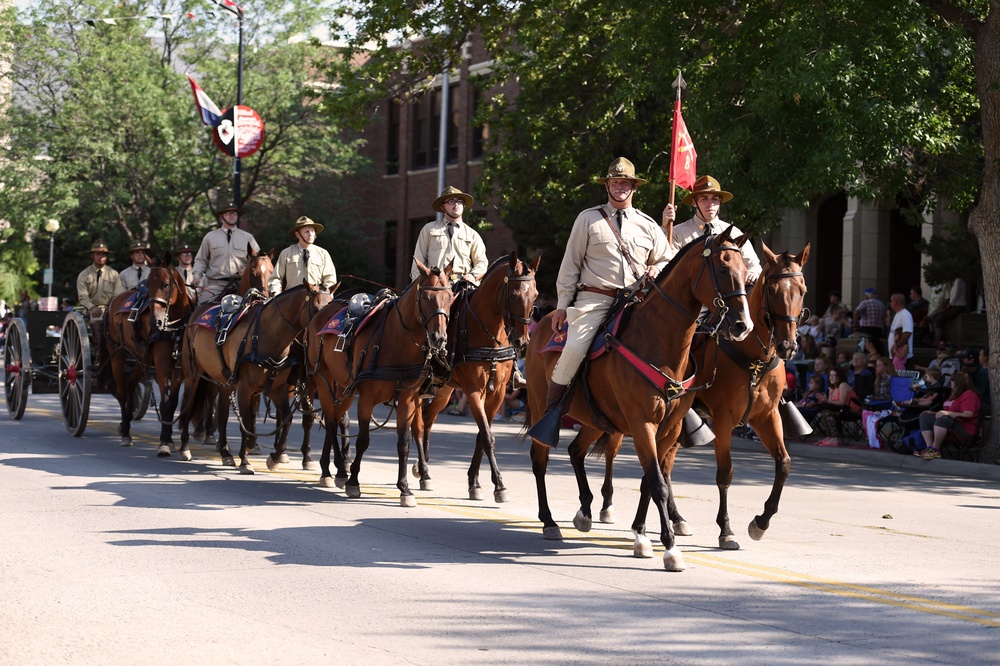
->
xmin=384 ymin=220 xmax=397 ymax=285
xmin=471 ymin=87 xmax=488 ymax=161
xmin=387 ymin=101 xmax=401 ymax=175
xmin=411 ymin=86 xmax=458 ymax=170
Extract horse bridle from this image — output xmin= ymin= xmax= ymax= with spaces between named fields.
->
xmin=499 ymin=264 xmax=536 ymax=349
xmin=761 ymin=266 xmax=809 ymax=329
xmin=651 ymin=235 xmax=748 ymax=336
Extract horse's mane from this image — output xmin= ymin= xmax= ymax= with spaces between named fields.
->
xmin=654 ymin=233 xmax=715 ymax=288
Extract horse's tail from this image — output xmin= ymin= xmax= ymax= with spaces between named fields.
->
xmin=589 ymin=432 xmax=612 ymax=460
xmin=178 ymin=375 xmax=209 ymax=423
xmin=516 ymin=402 xmax=532 ymax=444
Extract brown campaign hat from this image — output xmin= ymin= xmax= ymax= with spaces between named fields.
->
xmin=175 ymin=242 xmax=196 ymax=254
xmin=432 ymin=186 xmax=474 ymax=213
xmin=90 ymin=240 xmax=111 ymax=255
xmin=128 ymin=241 xmax=150 ymax=253
xmin=681 ymin=175 xmax=733 ymax=205
xmin=289 ymin=215 xmax=324 ymax=237
xmin=215 ymin=201 xmax=241 ymax=217
xmin=594 ymin=157 xmax=648 ymax=186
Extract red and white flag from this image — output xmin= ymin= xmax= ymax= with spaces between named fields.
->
xmin=212 ymin=0 xmax=244 ymax=16
xmin=670 ymin=100 xmax=697 ymax=191
xmin=187 ymin=76 xmax=223 ymax=127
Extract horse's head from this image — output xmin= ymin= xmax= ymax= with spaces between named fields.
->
xmin=242 ymin=245 xmax=274 ymax=297
xmin=145 ymin=256 xmax=175 ymax=332
xmin=414 ymin=258 xmax=454 ymax=353
xmin=758 ymin=242 xmax=810 ymax=359
xmin=499 ymin=251 xmax=540 ymax=351
xmin=301 ymin=279 xmax=337 ymax=327
xmin=693 ymin=226 xmax=753 ymax=341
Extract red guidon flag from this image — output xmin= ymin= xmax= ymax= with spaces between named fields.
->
xmin=670 ymin=100 xmax=697 ymax=191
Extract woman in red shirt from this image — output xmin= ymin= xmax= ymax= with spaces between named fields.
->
xmin=915 ymin=370 xmax=981 ymax=460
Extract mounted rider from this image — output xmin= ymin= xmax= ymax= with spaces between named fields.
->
xmin=528 ymin=157 xmax=672 ymax=447
xmin=76 ymin=240 xmax=119 ymax=367
xmin=175 ymin=242 xmax=202 ymax=302
xmin=191 ymin=200 xmax=260 ymax=304
xmin=268 ymin=216 xmax=338 ymax=294
xmin=116 ymin=241 xmax=151 ymax=294
xmin=411 ymin=186 xmax=487 ymax=290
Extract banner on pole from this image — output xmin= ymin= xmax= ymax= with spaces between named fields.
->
xmin=213 ymin=106 xmax=265 ymax=158
xmin=187 ymin=76 xmax=223 ymax=128
xmin=670 ymin=100 xmax=697 ymax=191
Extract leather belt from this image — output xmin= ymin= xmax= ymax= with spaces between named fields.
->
xmin=580 ymin=285 xmax=617 ymax=298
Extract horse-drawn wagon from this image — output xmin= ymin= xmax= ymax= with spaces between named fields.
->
xmin=3 ymin=309 xmax=151 ymax=435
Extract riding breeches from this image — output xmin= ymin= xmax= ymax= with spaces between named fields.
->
xmin=551 ymin=291 xmax=613 ymax=386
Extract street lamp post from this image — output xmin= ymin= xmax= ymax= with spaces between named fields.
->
xmin=44 ymin=218 xmax=59 ymax=299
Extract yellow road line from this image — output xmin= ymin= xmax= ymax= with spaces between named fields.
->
xmin=23 ymin=404 xmax=1000 ymax=626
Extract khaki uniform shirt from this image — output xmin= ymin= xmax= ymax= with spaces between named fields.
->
xmin=192 ymin=227 xmax=260 ymax=283
xmin=117 ymin=264 xmax=148 ymax=294
xmin=269 ymin=243 xmax=338 ymax=293
xmin=668 ymin=216 xmax=762 ymax=280
xmin=76 ymin=264 xmax=120 ymax=311
xmin=177 ymin=265 xmax=201 ymax=301
xmin=410 ymin=218 xmax=488 ymax=285
xmin=555 ymin=204 xmax=670 ymax=311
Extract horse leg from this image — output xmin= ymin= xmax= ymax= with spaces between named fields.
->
xmin=345 ymin=394 xmax=376 ymax=498
xmin=155 ymin=348 xmax=178 ymax=458
xmin=201 ymin=385 xmax=218 ymax=446
xmin=468 ymin=390 xmax=508 ymax=503
xmin=598 ymin=433 xmax=625 ymax=524
xmin=660 ymin=443 xmax=692 ymax=537
xmin=395 ymin=394 xmax=417 ymax=507
xmin=645 ymin=455 xmax=684 ymax=572
xmin=630 ymin=474 xmax=655 ymax=558
xmin=266 ymin=381 xmax=292 ymax=471
xmin=747 ymin=410 xmax=791 ymax=542
xmin=316 ymin=383 xmax=349 ymax=488
xmin=300 ymin=393 xmax=317 ymax=470
xmin=567 ymin=427 xmax=604 ymax=532
xmin=530 ymin=442 xmax=564 ymax=540
xmin=112 ymin=353 xmax=135 ymax=447
xmin=237 ymin=389 xmax=259 ymax=474
xmin=338 ymin=412 xmax=352 ymax=469
xmin=216 ymin=387 xmax=235 ymax=466
xmin=412 ymin=391 xmax=449 ymax=491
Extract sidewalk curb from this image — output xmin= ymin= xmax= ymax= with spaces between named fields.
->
xmin=731 ymin=436 xmax=1000 ymax=482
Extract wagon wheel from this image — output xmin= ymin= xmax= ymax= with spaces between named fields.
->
xmin=3 ymin=317 xmax=31 ymax=420
xmin=132 ymin=377 xmax=152 ymax=420
xmin=58 ymin=313 xmax=91 ymax=437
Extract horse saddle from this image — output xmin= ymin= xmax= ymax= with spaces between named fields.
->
xmin=191 ymin=296 xmax=254 ymax=344
xmin=539 ymin=305 xmax=634 ymax=361
xmin=119 ymin=282 xmax=149 ymax=323
xmin=317 ymin=290 xmax=394 ymax=352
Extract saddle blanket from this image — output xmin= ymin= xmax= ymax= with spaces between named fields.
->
xmin=117 ymin=291 xmax=148 ymax=315
xmin=190 ymin=304 xmax=251 ymax=332
xmin=539 ymin=308 xmax=628 ymax=360
xmin=317 ymin=298 xmax=389 ymax=337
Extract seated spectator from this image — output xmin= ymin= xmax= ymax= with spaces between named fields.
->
xmin=814 ymin=367 xmax=858 ymax=446
xmin=867 ymin=367 xmax=945 ymax=450
xmin=798 ymin=374 xmax=826 ymax=422
xmin=799 ymin=315 xmax=824 ymax=342
xmin=961 ymin=348 xmax=990 ymax=415
xmin=847 ymin=352 xmax=873 ymax=388
xmin=908 ymin=285 xmax=929 ymax=330
xmin=864 ymin=337 xmax=885 ymax=369
xmin=794 ymin=333 xmax=821 ymax=361
xmin=915 ymin=370 xmax=981 ymax=460
xmin=835 ymin=350 xmax=850 ymax=370
xmin=866 ymin=356 xmax=896 ymax=407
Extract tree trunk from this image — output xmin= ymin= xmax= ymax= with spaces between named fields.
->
xmin=968 ymin=1 xmax=1000 ymax=463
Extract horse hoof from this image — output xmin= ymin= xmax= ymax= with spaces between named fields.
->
xmin=203 ymin=435 xmax=216 ymax=446
xmin=572 ymin=509 xmax=592 ymax=533
xmin=156 ymin=444 xmax=171 ymax=458
xmin=278 ymin=453 xmax=290 ymax=464
xmin=542 ymin=526 xmax=564 ymax=541
xmin=120 ymin=436 xmax=133 ymax=447
xmin=662 ymin=547 xmax=687 ymax=572
xmin=411 ymin=463 xmax=420 ymax=478
xmin=673 ymin=521 xmax=692 ymax=537
xmin=420 ymin=479 xmax=434 ymax=491
xmin=192 ymin=430 xmax=205 ymax=443
xmin=599 ymin=506 xmax=616 ymax=524
xmin=400 ymin=494 xmax=417 ymax=508
xmin=346 ymin=485 xmax=361 ymax=499
xmin=494 ymin=489 xmax=509 ymax=504
xmin=335 ymin=476 xmax=347 ymax=489
xmin=180 ymin=450 xmax=192 ymax=462
xmin=748 ymin=519 xmax=767 ymax=541
xmin=320 ymin=476 xmax=336 ymax=488
xmin=303 ymin=460 xmax=317 ymax=471
xmin=469 ymin=487 xmax=484 ymax=501
xmin=633 ymin=534 xmax=654 ymax=559
xmin=719 ymin=535 xmax=741 ymax=550
xmin=266 ymin=455 xmax=279 ymax=472
xmin=239 ymin=463 xmax=255 ymax=475
xmin=221 ymin=456 xmax=235 ymax=467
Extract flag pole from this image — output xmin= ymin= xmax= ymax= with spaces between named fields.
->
xmin=667 ymin=70 xmax=687 ymax=246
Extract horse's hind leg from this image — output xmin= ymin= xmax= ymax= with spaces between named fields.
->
xmin=300 ymin=391 xmax=318 ymax=470
xmin=216 ymin=388 xmax=235 ymax=466
xmin=747 ymin=411 xmax=790 ymax=541
xmin=468 ymin=391 xmax=507 ymax=503
xmin=530 ymin=442 xmax=562 ymax=540
xmin=118 ymin=362 xmax=143 ymax=448
xmin=395 ymin=394 xmax=417 ymax=507
xmin=597 ymin=433 xmax=624 ymax=524
xmin=266 ymin=383 xmax=292 ymax=472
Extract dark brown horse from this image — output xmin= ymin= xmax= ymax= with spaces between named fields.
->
xmin=525 ymin=228 xmax=752 ymax=571
xmin=307 ymin=259 xmax=453 ymax=506
xmin=625 ymin=242 xmax=810 ymax=555
xmin=410 ymin=252 xmax=540 ymax=501
xmin=104 ymin=256 xmax=193 ymax=455
xmin=179 ymin=246 xmax=273 ymax=456
xmin=180 ymin=281 xmax=333 ymax=473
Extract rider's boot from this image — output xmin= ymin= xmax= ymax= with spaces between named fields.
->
xmin=527 ymin=381 xmax=569 ymax=448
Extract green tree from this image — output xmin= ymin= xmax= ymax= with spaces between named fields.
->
xmin=328 ymin=0 xmax=1000 ymax=461
xmin=0 ymin=0 xmax=371 ymax=303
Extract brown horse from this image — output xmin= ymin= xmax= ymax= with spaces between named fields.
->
xmin=525 ymin=228 xmax=752 ymax=571
xmin=307 ymin=259 xmax=453 ymax=506
xmin=178 ymin=246 xmax=273 ymax=456
xmin=179 ymin=281 xmax=333 ymax=473
xmin=104 ymin=256 xmax=193 ymax=455
xmin=410 ymin=252 xmax=540 ymax=501
xmin=625 ymin=242 xmax=810 ymax=555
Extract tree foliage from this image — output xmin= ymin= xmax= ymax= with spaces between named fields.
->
xmin=0 ymin=0 xmax=368 ymax=303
